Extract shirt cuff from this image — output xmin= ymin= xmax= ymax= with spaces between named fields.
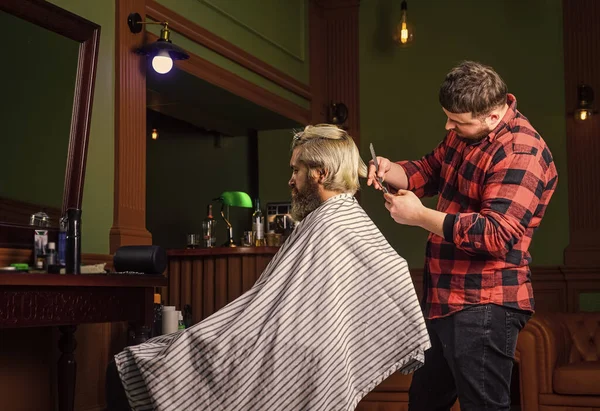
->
xmin=443 ymin=213 xmax=457 ymax=243
xmin=396 ymin=161 xmax=414 ymax=191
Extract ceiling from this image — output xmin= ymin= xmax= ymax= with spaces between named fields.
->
xmin=146 ymin=67 xmax=302 ymax=136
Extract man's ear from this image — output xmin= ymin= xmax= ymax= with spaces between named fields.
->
xmin=485 ymin=109 xmax=502 ymax=127
xmin=316 ymin=168 xmax=328 ymax=183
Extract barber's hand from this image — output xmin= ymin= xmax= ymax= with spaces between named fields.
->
xmin=367 ymin=156 xmax=392 ymax=191
xmin=384 ymin=190 xmax=425 ymax=227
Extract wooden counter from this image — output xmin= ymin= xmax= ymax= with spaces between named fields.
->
xmin=165 ymin=247 xmax=279 ymax=324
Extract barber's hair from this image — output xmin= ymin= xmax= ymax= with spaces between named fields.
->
xmin=291 ymin=124 xmax=368 ymax=194
xmin=439 ymin=61 xmax=508 ymax=117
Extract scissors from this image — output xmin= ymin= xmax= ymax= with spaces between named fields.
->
xmin=369 ymin=143 xmax=389 ymax=194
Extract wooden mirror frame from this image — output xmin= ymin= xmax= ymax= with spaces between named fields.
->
xmin=0 ymin=0 xmax=100 ymax=248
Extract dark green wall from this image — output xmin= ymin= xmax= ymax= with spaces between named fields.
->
xmin=0 ymin=11 xmax=78 ymax=210
xmin=155 ymin=0 xmax=309 ymax=85
xmin=258 ymin=129 xmax=295 ymax=208
xmin=358 ymin=0 xmax=568 ymax=268
xmin=146 ymin=113 xmax=253 ymax=249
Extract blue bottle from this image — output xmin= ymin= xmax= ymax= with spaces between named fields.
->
xmin=58 ymin=216 xmax=67 ymax=267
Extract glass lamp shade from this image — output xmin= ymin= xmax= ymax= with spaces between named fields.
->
xmin=220 ymin=191 xmax=253 ymax=208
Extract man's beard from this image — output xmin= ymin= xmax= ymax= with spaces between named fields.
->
xmin=290 ymin=177 xmax=322 ymax=221
xmin=457 ymin=123 xmax=491 ymax=140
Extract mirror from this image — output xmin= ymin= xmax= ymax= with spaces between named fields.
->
xmin=0 ymin=0 xmax=100 ymax=248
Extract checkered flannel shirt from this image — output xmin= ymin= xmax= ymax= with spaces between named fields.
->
xmin=399 ymin=94 xmax=558 ymax=319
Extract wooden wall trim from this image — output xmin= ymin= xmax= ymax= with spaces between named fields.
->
xmin=309 ymin=0 xmax=327 ymax=124
xmin=145 ymin=0 xmax=311 ymax=101
xmin=562 ymin=0 xmax=600 ymax=266
xmin=146 ymin=32 xmax=311 ymax=125
xmin=111 ymin=0 xmax=152 ymax=254
xmin=309 ymin=0 xmax=360 ymax=143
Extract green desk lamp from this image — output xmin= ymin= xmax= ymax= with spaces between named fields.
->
xmin=215 ymin=191 xmax=253 ymax=247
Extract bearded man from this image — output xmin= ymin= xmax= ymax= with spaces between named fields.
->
xmin=109 ymin=125 xmax=430 ymax=411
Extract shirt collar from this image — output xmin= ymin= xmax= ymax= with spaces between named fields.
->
xmin=486 ymin=93 xmax=517 ymax=142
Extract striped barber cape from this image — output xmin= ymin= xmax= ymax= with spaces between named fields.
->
xmin=115 ymin=193 xmax=430 ymax=411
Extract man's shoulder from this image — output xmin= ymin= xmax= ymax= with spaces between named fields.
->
xmin=494 ymin=112 xmax=552 ymax=159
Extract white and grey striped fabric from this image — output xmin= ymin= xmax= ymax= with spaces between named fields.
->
xmin=115 ymin=193 xmax=430 ymax=411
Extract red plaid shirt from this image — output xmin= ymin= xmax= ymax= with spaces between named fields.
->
xmin=399 ymin=94 xmax=558 ymax=319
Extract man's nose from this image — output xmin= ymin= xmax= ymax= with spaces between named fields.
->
xmin=288 ymin=177 xmax=294 ymax=187
xmin=445 ymin=119 xmax=454 ymax=131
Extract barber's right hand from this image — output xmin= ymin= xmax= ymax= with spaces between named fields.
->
xmin=367 ymin=156 xmax=392 ymax=191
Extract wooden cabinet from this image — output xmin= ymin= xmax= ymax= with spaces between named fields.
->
xmin=164 ymin=247 xmax=279 ymax=323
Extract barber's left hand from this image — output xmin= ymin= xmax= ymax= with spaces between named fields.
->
xmin=384 ymin=190 xmax=425 ymax=227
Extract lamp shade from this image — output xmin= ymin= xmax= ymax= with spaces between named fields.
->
xmin=136 ymin=39 xmax=189 ymax=61
xmin=219 ymin=191 xmax=253 ymax=208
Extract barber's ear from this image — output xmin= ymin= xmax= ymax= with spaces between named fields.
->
xmin=486 ymin=111 xmax=500 ymax=126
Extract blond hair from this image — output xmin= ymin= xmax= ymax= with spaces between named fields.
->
xmin=291 ymin=124 xmax=367 ymax=194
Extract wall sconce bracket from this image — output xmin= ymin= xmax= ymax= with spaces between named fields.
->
xmin=128 ymin=12 xmax=143 ymax=34
xmin=328 ymin=102 xmax=348 ymax=125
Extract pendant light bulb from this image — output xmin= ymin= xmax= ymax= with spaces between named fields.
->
xmin=394 ymin=1 xmax=414 ymax=47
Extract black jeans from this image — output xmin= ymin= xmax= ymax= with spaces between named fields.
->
xmin=408 ymin=304 xmax=530 ymax=411
xmin=106 ymin=359 xmax=131 ymax=411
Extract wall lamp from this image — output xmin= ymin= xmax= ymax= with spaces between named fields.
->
xmin=574 ymin=84 xmax=597 ymax=121
xmin=127 ymin=13 xmax=189 ymax=74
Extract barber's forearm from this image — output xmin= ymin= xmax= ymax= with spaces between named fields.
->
xmin=417 ymin=207 xmax=446 ymax=238
xmin=386 ymin=163 xmax=409 ymax=190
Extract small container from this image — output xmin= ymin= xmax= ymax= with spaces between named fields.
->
xmin=241 ymin=231 xmax=253 ymax=247
xmin=162 ymin=306 xmax=178 ymax=334
xmin=178 ymin=311 xmax=185 ymax=330
xmin=30 ymin=211 xmax=50 ymax=227
xmin=265 ymin=232 xmax=282 ymax=247
xmin=46 ymin=242 xmax=57 ymax=267
xmin=186 ymin=234 xmax=201 ymax=249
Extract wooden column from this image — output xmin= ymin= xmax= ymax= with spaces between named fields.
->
xmin=310 ymin=0 xmax=360 ymax=145
xmin=111 ymin=0 xmax=152 ymax=254
xmin=562 ymin=0 xmax=600 ymax=266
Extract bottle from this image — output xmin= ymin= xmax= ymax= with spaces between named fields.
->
xmin=202 ymin=204 xmax=217 ymax=248
xmin=152 ymin=293 xmax=163 ymax=337
xmin=58 ymin=216 xmax=67 ymax=267
xmin=177 ymin=311 xmax=185 ymax=331
xmin=183 ymin=304 xmax=193 ymax=328
xmin=33 ymin=229 xmax=48 ymax=270
xmin=46 ymin=242 xmax=57 ymax=268
xmin=252 ymin=198 xmax=266 ymax=246
xmin=66 ymin=208 xmax=82 ymax=274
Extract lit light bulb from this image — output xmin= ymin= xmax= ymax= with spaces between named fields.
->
xmin=151 ymin=129 xmax=158 ymax=140
xmin=579 ymin=110 xmax=588 ymax=121
xmin=152 ymin=52 xmax=173 ymax=74
xmin=400 ymin=22 xmax=408 ymax=44
xmin=394 ymin=0 xmax=414 ymax=46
